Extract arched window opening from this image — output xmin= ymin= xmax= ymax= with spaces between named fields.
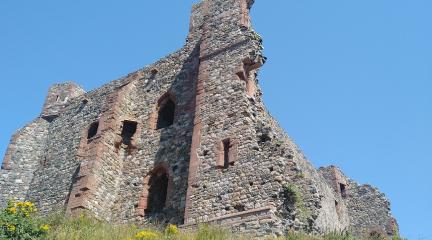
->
xmin=157 ymin=98 xmax=175 ymax=129
xmin=146 ymin=168 xmax=169 ymax=214
xmin=87 ymin=121 xmax=99 ymax=139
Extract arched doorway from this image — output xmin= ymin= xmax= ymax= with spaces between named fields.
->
xmin=146 ymin=167 xmax=169 ymax=214
xmin=136 ymin=164 xmax=172 ymax=217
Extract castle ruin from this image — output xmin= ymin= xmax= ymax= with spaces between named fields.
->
xmin=0 ymin=0 xmax=398 ymax=237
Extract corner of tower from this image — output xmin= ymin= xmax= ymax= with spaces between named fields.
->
xmin=187 ymin=0 xmax=257 ymax=41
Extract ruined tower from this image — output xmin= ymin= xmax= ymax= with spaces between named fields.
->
xmin=0 ymin=0 xmax=398 ymax=237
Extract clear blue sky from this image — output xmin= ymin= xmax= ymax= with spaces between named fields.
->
xmin=0 ymin=0 xmax=430 ymax=238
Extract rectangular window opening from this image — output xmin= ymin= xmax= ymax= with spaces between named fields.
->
xmin=121 ymin=121 xmax=138 ymax=145
xmin=87 ymin=121 xmax=99 ymax=139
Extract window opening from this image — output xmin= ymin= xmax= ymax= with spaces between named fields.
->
xmin=223 ymin=139 xmax=233 ymax=169
xmin=121 ymin=121 xmax=137 ymax=146
xmin=87 ymin=121 xmax=99 ymax=139
xmin=339 ymin=183 xmax=347 ymax=198
xmin=157 ymin=98 xmax=175 ymax=129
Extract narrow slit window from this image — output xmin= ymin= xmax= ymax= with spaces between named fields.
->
xmin=339 ymin=183 xmax=347 ymax=198
xmin=223 ymin=139 xmax=233 ymax=169
xmin=87 ymin=121 xmax=99 ymax=139
xmin=335 ymin=200 xmax=342 ymax=218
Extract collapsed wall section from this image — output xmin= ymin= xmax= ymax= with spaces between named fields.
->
xmin=0 ymin=118 xmax=50 ymax=207
xmin=347 ymin=182 xmax=398 ymax=237
xmin=319 ymin=166 xmax=398 ymax=237
xmin=249 ymin=113 xmax=351 ymax=234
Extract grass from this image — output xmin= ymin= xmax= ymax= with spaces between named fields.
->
xmin=43 ymin=213 xmax=138 ymax=240
xmin=42 ymin=213 xmax=251 ymax=240
xmin=37 ymin=213 xmax=403 ymax=240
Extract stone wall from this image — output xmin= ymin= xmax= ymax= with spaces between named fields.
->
xmin=41 ymin=82 xmax=86 ymax=121
xmin=320 ymin=166 xmax=398 ymax=237
xmin=25 ymin=42 xmax=201 ymax=223
xmin=1 ymin=118 xmax=50 ymax=206
xmin=0 ymin=0 xmax=398 ymax=237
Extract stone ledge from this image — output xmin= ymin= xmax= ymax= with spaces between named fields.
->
xmin=182 ymin=206 xmax=274 ymax=228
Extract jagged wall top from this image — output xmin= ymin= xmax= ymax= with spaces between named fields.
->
xmin=41 ymin=82 xmax=85 ymax=121
xmin=188 ymin=0 xmax=255 ymax=41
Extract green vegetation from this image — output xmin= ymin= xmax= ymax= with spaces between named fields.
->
xmin=295 ymin=172 xmax=306 ymax=179
xmin=248 ymin=30 xmax=262 ymax=42
xmin=282 ymin=183 xmax=312 ymax=229
xmin=0 ymin=202 xmax=404 ymax=240
xmin=44 ymin=216 xmax=251 ymax=240
xmin=0 ymin=201 xmax=49 ymax=239
xmin=283 ymin=184 xmax=301 ymax=204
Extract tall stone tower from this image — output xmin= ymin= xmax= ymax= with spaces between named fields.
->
xmin=0 ymin=0 xmax=398 ymax=237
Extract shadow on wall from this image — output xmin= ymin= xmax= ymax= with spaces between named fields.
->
xmin=140 ymin=42 xmax=201 ymax=224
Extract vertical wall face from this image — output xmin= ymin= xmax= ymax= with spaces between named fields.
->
xmin=28 ymin=83 xmax=109 ymax=214
xmin=0 ymin=118 xmax=50 ymax=207
xmin=1 ymin=83 xmax=85 ymax=210
xmin=184 ymin=0 xmax=329 ymax=235
xmin=45 ymin=40 xmax=201 ymax=222
xmin=24 ymin=43 xmax=199 ymax=222
xmin=66 ymin=81 xmax=139 ymax=219
xmin=184 ymin=0 xmax=351 ymax=236
xmin=185 ymin=0 xmax=267 ymax=225
xmin=112 ymin=46 xmax=200 ymax=224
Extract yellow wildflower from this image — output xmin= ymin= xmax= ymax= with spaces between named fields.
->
xmin=135 ymin=230 xmax=160 ymax=239
xmin=12 ymin=201 xmax=36 ymax=218
xmin=6 ymin=224 xmax=16 ymax=232
xmin=165 ymin=224 xmax=179 ymax=235
xmin=7 ymin=207 xmax=17 ymax=214
xmin=40 ymin=224 xmax=50 ymax=231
